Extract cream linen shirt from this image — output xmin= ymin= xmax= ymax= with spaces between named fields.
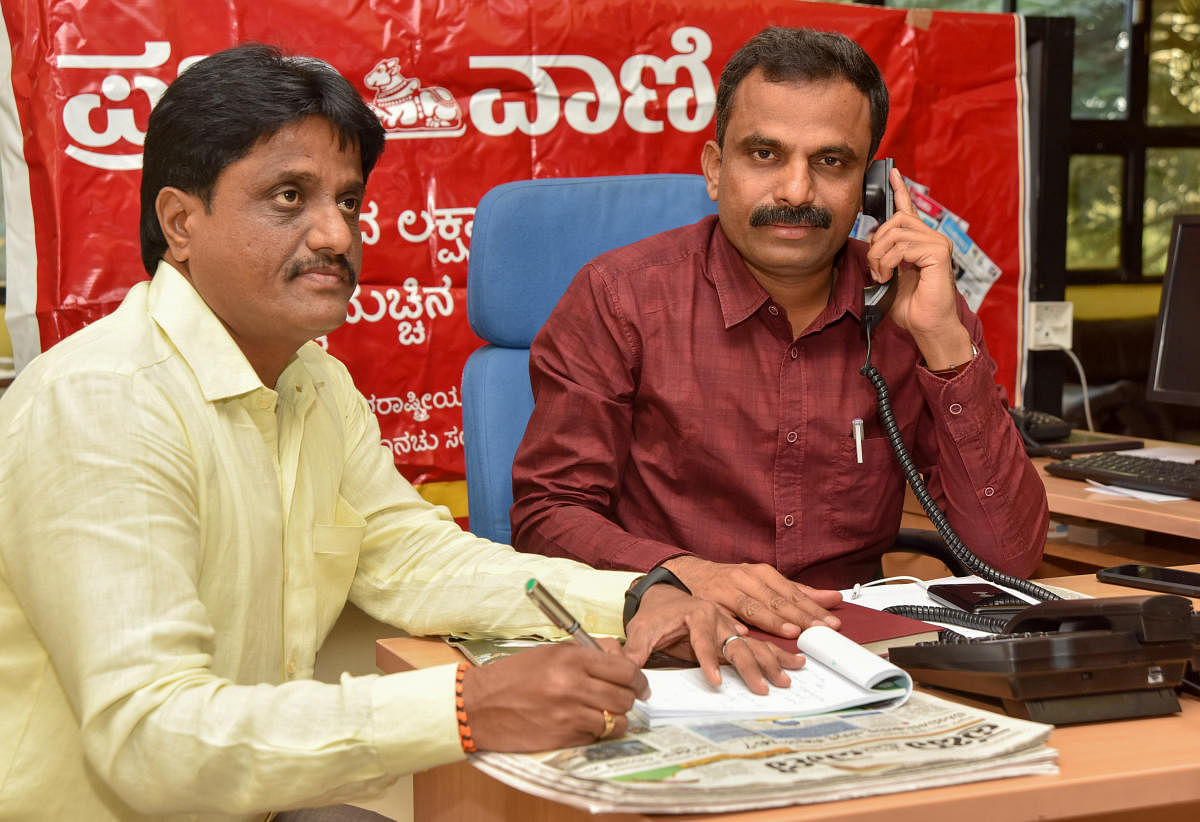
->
xmin=0 ymin=262 xmax=637 ymax=821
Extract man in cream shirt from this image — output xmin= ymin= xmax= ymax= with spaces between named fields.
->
xmin=0 ymin=45 xmax=797 ymax=821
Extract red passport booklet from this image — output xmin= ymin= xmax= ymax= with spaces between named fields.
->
xmin=748 ymin=601 xmax=942 ymax=657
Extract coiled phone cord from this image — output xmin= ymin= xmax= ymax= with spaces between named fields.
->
xmin=885 ymin=605 xmax=1009 ymax=634
xmin=859 ymin=333 xmax=1061 ymax=606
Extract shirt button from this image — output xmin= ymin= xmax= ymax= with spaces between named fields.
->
xmin=949 ymin=403 xmax=963 ymax=415
xmin=783 ymin=514 xmax=795 ymax=527
xmin=786 ymin=431 xmax=798 ymax=444
xmin=790 ymin=347 xmax=799 ymax=360
xmin=984 ymin=486 xmax=996 ymax=497
xmin=768 ymin=305 xmax=780 ymax=316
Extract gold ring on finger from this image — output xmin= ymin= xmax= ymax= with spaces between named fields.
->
xmin=599 ymin=709 xmax=616 ymax=739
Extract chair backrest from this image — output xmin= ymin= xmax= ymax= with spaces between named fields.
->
xmin=463 ymin=173 xmax=717 ymax=543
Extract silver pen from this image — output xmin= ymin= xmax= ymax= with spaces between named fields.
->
xmin=852 ymin=417 xmax=864 ymax=464
xmin=525 ymin=578 xmax=602 ymax=650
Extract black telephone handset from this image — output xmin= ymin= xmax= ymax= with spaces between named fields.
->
xmin=861 ymin=157 xmax=897 ymax=334
xmin=888 ymin=594 xmax=1199 ymax=724
xmin=1002 ymin=593 xmax=1193 ymax=639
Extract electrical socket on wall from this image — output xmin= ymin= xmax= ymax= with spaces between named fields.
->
xmin=1028 ymin=301 xmax=1074 ymax=350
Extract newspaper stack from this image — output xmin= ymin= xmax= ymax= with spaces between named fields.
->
xmin=472 ymin=691 xmax=1057 ymax=814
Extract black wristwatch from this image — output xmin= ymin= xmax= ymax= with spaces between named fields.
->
xmin=622 ymin=566 xmax=692 ymax=629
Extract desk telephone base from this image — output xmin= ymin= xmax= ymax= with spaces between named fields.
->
xmin=888 ymin=595 xmax=1199 ymax=724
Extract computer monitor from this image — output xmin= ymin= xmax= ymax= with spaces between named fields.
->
xmin=1147 ymin=214 xmax=1200 ymax=408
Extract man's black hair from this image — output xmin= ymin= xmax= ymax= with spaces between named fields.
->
xmin=714 ymin=27 xmax=889 ymax=160
xmin=139 ymin=43 xmax=386 ymax=274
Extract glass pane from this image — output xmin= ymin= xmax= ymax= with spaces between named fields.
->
xmin=1067 ymin=154 xmax=1123 ymax=270
xmin=887 ymin=0 xmax=1005 ymax=9
xmin=1148 ymin=0 xmax=1200 ymax=126
xmin=1143 ymin=147 xmax=1200 ymax=273
xmin=1020 ymin=0 xmax=1129 ymax=120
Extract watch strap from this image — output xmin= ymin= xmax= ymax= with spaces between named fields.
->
xmin=623 ymin=565 xmax=691 ymax=630
xmin=924 ymin=343 xmax=978 ymax=379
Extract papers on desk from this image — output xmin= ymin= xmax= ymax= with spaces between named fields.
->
xmin=1085 ymin=481 xmax=1188 ymax=503
xmin=633 ymin=626 xmax=911 ymax=727
xmin=467 ymin=579 xmax=1062 ymax=814
xmin=472 ymin=691 xmax=1057 ymax=814
xmin=444 ymin=636 xmax=546 ymax=666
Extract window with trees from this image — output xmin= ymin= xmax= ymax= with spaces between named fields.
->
xmin=860 ymin=0 xmax=1199 ymax=284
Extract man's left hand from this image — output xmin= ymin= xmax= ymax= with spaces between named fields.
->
xmin=620 ymin=585 xmax=804 ymax=695
xmin=865 ymin=166 xmax=973 ymax=371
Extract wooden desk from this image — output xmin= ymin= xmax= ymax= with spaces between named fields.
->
xmin=899 ymin=437 xmax=1200 ymax=576
xmin=1033 ymin=444 xmax=1200 ymax=540
xmin=378 ymin=567 xmax=1200 ymax=822
xmin=1032 ymin=438 xmax=1200 ymax=573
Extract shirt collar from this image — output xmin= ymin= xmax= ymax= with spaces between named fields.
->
xmin=707 ymin=220 xmax=873 ymax=331
xmin=147 ymin=260 xmax=270 ymax=401
xmin=707 ymin=219 xmax=765 ymax=329
xmin=827 ymin=239 xmax=873 ymax=325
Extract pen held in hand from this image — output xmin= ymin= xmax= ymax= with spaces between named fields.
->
xmin=525 ymin=578 xmax=602 ymax=650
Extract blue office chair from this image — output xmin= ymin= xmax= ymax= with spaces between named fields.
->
xmin=462 ymin=174 xmax=717 ymax=544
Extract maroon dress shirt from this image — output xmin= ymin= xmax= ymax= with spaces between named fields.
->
xmin=510 ymin=216 xmax=1047 ymax=590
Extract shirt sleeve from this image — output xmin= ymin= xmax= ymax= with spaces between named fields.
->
xmin=327 ymin=357 xmax=639 ymax=639
xmin=510 ymin=262 xmax=689 ymax=572
xmin=909 ymin=313 xmax=1049 ymax=578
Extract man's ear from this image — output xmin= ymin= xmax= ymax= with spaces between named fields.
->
xmin=700 ymin=140 xmax=721 ymax=202
xmin=155 ymin=187 xmax=203 ymax=264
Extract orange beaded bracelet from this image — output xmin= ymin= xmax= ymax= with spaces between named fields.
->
xmin=455 ymin=662 xmax=477 ymax=753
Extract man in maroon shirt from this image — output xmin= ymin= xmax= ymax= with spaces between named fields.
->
xmin=510 ymin=27 xmax=1048 ymax=646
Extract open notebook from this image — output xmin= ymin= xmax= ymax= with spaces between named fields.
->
xmin=632 ymin=625 xmax=913 ymax=727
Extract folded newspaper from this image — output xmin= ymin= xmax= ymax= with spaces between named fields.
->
xmin=472 ymin=692 xmax=1057 ymax=814
xmin=633 ymin=625 xmax=912 ymax=726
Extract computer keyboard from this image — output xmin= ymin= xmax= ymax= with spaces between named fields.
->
xmin=1044 ymin=451 xmax=1200 ymax=499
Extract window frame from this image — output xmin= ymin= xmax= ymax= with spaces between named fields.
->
xmin=1068 ymin=1 xmax=1200 ymax=284
xmin=867 ymin=0 xmax=1200 ymax=284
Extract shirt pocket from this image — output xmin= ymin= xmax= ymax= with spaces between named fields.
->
xmin=823 ymin=435 xmax=906 ymax=548
xmin=312 ymin=495 xmax=367 ymax=633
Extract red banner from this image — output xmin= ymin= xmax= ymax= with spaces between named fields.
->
xmin=1 ymin=1 xmax=1029 ymax=505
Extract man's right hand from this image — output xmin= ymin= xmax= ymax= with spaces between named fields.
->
xmin=462 ymin=640 xmax=646 ymax=752
xmin=661 ymin=555 xmax=843 ymax=637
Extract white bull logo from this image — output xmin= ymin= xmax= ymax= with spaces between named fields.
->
xmin=365 ymin=58 xmax=465 ymax=138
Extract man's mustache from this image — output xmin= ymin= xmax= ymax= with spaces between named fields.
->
xmin=287 ymin=254 xmax=358 ymax=285
xmin=749 ymin=204 xmax=833 ymax=229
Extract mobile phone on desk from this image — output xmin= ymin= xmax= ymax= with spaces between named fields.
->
xmin=1096 ymin=564 xmax=1200 ymax=598
xmin=926 ymin=582 xmax=1029 ymax=616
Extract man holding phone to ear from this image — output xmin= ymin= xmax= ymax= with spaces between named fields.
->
xmin=510 ymin=26 xmax=1049 ymax=647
